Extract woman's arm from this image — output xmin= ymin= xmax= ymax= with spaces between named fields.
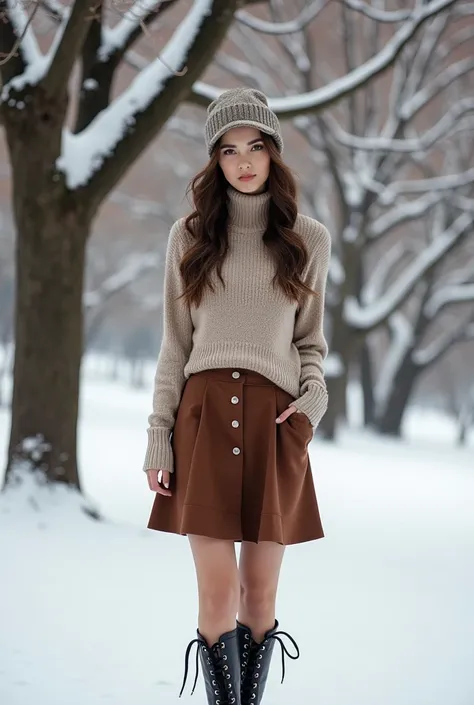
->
xmin=143 ymin=219 xmax=194 ymax=473
xmin=291 ymin=221 xmax=331 ymax=428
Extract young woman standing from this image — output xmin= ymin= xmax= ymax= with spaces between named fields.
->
xmin=143 ymin=88 xmax=331 ymax=705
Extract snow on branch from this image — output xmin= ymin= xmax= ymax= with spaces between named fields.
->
xmin=83 ymin=252 xmax=159 ymax=310
xmin=325 ymin=98 xmax=474 ymax=153
xmin=100 ymin=0 xmax=167 ymax=61
xmin=344 ymin=212 xmax=473 ymax=331
xmin=400 ymin=57 xmax=474 ymax=121
xmin=235 ymin=0 xmax=328 ymax=35
xmin=42 ymin=0 xmax=93 ymax=97
xmin=425 ymin=283 xmax=474 ymax=317
xmin=1 ymin=0 xmax=47 ymax=96
xmin=377 ymin=167 xmax=474 ymax=207
xmin=340 ymin=0 xmax=412 ymax=23
xmin=362 ymin=242 xmax=413 ymax=305
xmin=368 ymin=192 xmax=441 ymax=239
xmin=374 ymin=312 xmax=414 ymax=412
xmin=412 ymin=315 xmax=474 ymax=367
xmin=190 ymin=0 xmax=459 ymax=117
xmin=4 ymin=0 xmax=42 ymax=66
xmin=57 ymin=0 xmax=213 ymax=189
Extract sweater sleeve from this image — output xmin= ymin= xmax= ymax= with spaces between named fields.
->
xmin=290 ymin=221 xmax=331 ymax=428
xmin=143 ymin=219 xmax=194 ymax=473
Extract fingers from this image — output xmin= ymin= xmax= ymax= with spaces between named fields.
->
xmin=146 ymin=469 xmax=172 ymax=496
xmin=276 ymin=404 xmax=299 ymax=424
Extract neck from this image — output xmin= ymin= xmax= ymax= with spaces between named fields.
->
xmin=226 ymin=185 xmax=271 ymax=232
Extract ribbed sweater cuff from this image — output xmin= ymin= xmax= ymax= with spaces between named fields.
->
xmin=143 ymin=428 xmax=174 ymax=474
xmin=291 ymin=385 xmax=328 ymax=428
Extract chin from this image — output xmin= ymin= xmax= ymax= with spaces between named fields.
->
xmin=234 ymin=178 xmax=267 ymax=194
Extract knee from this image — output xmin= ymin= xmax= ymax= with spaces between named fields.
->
xmin=200 ymin=580 xmax=240 ymax=618
xmin=240 ymin=582 xmax=277 ymax=613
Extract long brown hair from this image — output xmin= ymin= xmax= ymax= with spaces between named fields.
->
xmin=178 ymin=132 xmax=319 ymax=309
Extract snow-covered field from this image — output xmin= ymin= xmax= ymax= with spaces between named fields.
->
xmin=0 ymin=358 xmax=473 ymax=705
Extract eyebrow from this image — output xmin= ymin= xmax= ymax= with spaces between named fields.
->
xmin=220 ymin=138 xmax=263 ymax=149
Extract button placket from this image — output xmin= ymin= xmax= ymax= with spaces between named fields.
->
xmin=231 ymin=371 xmax=241 ymax=456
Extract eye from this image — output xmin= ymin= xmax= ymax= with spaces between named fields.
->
xmin=222 ymin=148 xmax=235 ymax=156
xmin=252 ymin=143 xmax=264 ymax=151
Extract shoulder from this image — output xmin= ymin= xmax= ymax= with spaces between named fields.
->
xmin=168 ymin=217 xmax=194 ymax=253
xmin=294 ymin=213 xmax=331 ymax=258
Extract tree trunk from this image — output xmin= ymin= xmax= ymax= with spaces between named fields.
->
xmin=318 ymin=304 xmax=349 ymax=437
xmin=1 ymin=88 xmax=91 ymax=491
xmin=4 ymin=209 xmax=88 ymax=490
xmin=360 ymin=340 xmax=375 ymax=426
xmin=374 ymin=353 xmax=419 ymax=436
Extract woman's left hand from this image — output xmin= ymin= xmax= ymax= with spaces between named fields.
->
xmin=276 ymin=405 xmax=307 ymax=423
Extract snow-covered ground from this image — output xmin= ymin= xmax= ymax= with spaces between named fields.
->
xmin=0 ymin=358 xmax=473 ymax=705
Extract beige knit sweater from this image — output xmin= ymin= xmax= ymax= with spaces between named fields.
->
xmin=143 ymin=186 xmax=331 ymax=473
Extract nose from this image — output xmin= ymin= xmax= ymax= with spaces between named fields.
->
xmin=238 ymin=161 xmax=252 ymax=171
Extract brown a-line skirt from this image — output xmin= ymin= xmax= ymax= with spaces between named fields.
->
xmin=147 ymin=367 xmax=325 ymax=545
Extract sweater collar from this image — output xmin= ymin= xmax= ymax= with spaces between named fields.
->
xmin=226 ymin=185 xmax=271 ymax=232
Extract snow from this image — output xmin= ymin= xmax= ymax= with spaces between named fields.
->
xmin=57 ymin=0 xmax=214 ymax=189
xmin=1 ymin=1 xmax=49 ymax=100
xmin=0 ymin=355 xmax=473 ymax=704
xmin=5 ymin=0 xmax=42 ymax=66
xmin=100 ymin=0 xmax=165 ymax=62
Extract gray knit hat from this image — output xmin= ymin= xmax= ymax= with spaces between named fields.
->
xmin=204 ymin=87 xmax=283 ymax=156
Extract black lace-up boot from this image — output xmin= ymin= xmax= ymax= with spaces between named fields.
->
xmin=237 ymin=619 xmax=300 ymax=705
xmin=179 ymin=626 xmax=241 ymax=705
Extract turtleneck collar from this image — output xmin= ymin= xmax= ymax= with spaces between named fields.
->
xmin=226 ymin=185 xmax=271 ymax=232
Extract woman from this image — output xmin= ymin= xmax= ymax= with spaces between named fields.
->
xmin=143 ymin=88 xmax=331 ymax=705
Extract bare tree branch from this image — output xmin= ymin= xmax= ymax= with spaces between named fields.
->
xmin=188 ymin=0 xmax=460 ymax=117
xmin=41 ymin=0 xmax=98 ymax=97
xmin=235 ymin=0 xmax=328 ymax=35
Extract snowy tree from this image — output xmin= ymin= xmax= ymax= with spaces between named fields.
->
xmin=205 ymin=0 xmax=474 ymax=438
xmin=0 ymin=0 xmax=465 ymax=491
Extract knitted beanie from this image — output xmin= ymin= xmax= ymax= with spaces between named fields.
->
xmin=204 ymin=87 xmax=283 ymax=156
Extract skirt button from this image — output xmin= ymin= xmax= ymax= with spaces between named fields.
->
xmin=233 ymin=447 xmax=241 ymax=455
xmin=232 ymin=420 xmax=239 ymax=428
xmin=232 ymin=371 xmax=240 ymax=378
xmin=231 ymin=396 xmax=239 ymax=404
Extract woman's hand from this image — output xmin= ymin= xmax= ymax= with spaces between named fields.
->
xmin=276 ymin=404 xmax=306 ymax=423
xmin=146 ymin=469 xmax=172 ymax=496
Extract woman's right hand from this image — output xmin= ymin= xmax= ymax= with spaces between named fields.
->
xmin=146 ymin=469 xmax=172 ymax=496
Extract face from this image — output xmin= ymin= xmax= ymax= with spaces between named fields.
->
xmin=217 ymin=126 xmax=271 ymax=194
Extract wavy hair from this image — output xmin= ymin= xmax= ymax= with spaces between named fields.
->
xmin=177 ymin=132 xmax=319 ymax=309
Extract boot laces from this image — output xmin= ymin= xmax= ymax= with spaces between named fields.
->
xmin=179 ymin=637 xmax=236 ymax=704
xmin=241 ymin=629 xmax=300 ymax=699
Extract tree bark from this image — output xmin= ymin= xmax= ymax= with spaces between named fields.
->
xmin=1 ymin=86 xmax=91 ymax=490
xmin=374 ymin=353 xmax=420 ymax=436
xmin=360 ymin=335 xmax=375 ymax=427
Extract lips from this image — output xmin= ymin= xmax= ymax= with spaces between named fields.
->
xmin=239 ymin=174 xmax=256 ymax=181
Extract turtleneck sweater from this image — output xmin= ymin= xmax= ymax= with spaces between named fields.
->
xmin=143 ymin=185 xmax=331 ymax=474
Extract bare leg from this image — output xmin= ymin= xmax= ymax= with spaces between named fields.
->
xmin=238 ymin=540 xmax=286 ymax=643
xmin=188 ymin=534 xmax=240 ymax=647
